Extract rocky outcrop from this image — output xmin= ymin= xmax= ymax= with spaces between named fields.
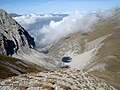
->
xmin=0 ymin=9 xmax=35 ymax=56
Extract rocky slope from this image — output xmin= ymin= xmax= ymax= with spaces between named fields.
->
xmin=0 ymin=54 xmax=45 ymax=79
xmin=0 ymin=69 xmax=115 ymax=90
xmin=85 ymin=9 xmax=120 ymax=89
xmin=0 ymin=9 xmax=57 ymax=70
xmin=46 ymin=9 xmax=120 ymax=89
xmin=0 ymin=8 xmax=120 ymax=90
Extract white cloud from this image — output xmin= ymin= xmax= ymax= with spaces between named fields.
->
xmin=14 ymin=13 xmax=38 ymax=27
xmin=14 ymin=9 xmax=115 ymax=48
xmin=37 ymin=11 xmax=99 ymax=47
xmin=14 ymin=13 xmax=61 ymax=29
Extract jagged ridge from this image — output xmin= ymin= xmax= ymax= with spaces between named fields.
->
xmin=0 ymin=9 xmax=35 ymax=56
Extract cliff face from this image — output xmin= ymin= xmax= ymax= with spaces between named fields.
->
xmin=0 ymin=9 xmax=35 ymax=56
xmin=0 ymin=9 xmax=57 ymax=70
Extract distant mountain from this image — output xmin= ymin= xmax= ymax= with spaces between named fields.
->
xmin=9 ymin=13 xmax=22 ymax=17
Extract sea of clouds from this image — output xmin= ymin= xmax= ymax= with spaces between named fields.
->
xmin=14 ymin=9 xmax=115 ymax=48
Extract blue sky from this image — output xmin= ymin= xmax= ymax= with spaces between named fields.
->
xmin=0 ymin=0 xmax=120 ymax=14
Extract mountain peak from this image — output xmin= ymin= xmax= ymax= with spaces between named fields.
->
xmin=0 ymin=9 xmax=5 ymax=12
xmin=0 ymin=9 xmax=35 ymax=56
